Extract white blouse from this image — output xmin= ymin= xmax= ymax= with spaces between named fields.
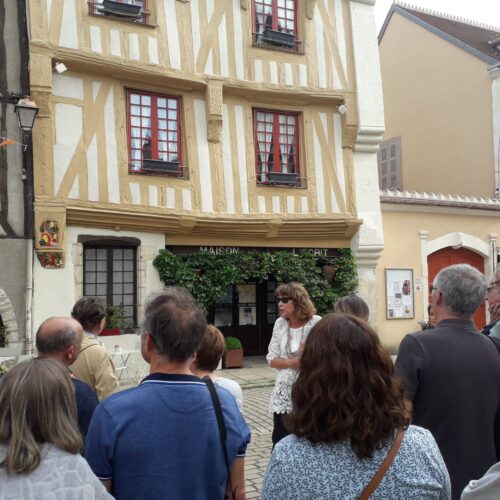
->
xmin=266 ymin=315 xmax=321 ymax=414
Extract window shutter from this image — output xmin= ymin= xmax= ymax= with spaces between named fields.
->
xmin=378 ymin=137 xmax=401 ymax=190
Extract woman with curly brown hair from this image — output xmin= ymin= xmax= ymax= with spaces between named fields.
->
xmin=262 ymin=314 xmax=451 ymax=499
xmin=266 ymin=282 xmax=321 ymax=446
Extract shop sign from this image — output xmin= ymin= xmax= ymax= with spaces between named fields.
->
xmin=168 ymin=245 xmax=337 ymax=257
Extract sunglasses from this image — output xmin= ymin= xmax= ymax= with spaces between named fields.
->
xmin=277 ymin=297 xmax=291 ymax=304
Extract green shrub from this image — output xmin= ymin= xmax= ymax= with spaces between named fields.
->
xmin=225 ymin=336 xmax=242 ymax=350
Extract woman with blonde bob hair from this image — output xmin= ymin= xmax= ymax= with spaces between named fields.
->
xmin=262 ymin=314 xmax=451 ymax=499
xmin=0 ymin=358 xmax=112 ymax=499
xmin=266 ymin=282 xmax=321 ymax=446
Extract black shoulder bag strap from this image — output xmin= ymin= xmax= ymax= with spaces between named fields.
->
xmin=203 ymin=376 xmax=236 ymax=500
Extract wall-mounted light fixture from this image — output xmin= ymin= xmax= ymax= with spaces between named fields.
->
xmin=337 ymin=104 xmax=348 ymax=115
xmin=54 ymin=62 xmax=67 ymax=74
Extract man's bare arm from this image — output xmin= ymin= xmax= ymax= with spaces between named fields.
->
xmin=226 ymin=457 xmax=246 ymax=500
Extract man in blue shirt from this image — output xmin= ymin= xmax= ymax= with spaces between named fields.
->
xmin=85 ymin=288 xmax=251 ymax=500
xmin=36 ymin=317 xmax=99 ymax=438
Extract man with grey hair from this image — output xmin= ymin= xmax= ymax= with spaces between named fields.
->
xmin=85 ymin=287 xmax=251 ymax=500
xmin=396 ymin=264 xmax=500 ymax=499
xmin=36 ymin=317 xmax=98 ymax=438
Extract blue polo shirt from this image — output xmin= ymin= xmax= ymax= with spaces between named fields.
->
xmin=72 ymin=377 xmax=98 ymax=438
xmin=84 ymin=373 xmax=251 ymax=500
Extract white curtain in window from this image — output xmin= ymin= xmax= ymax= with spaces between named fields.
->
xmin=257 ymin=112 xmax=273 ymax=182
xmin=278 ymin=114 xmax=288 ymax=173
xmin=256 ymin=1 xmax=273 ymax=35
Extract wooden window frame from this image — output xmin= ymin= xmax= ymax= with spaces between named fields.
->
xmin=252 ymin=0 xmax=299 ymax=52
xmin=83 ymin=244 xmax=138 ymax=325
xmin=126 ymin=89 xmax=184 ymax=176
xmin=253 ymin=108 xmax=300 ymax=186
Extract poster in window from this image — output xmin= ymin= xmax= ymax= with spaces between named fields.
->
xmin=239 ymin=306 xmax=256 ymax=325
xmin=385 ymin=269 xmax=414 ymax=319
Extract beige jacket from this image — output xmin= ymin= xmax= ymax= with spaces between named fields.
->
xmin=70 ymin=334 xmax=119 ymax=400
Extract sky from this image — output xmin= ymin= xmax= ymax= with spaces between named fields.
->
xmin=374 ymin=0 xmax=500 ymax=32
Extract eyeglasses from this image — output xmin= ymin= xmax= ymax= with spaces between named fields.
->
xmin=277 ymin=297 xmax=291 ymax=304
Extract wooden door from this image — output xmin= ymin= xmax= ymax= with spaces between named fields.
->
xmin=427 ymin=247 xmax=486 ymax=329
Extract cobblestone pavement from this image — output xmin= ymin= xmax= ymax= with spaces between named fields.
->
xmin=243 ymin=386 xmax=274 ymax=499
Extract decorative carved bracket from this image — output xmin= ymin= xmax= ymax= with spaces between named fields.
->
xmin=240 ymin=0 xmax=249 ymax=10
xmin=205 ymin=79 xmax=223 ymax=143
xmin=306 ymin=0 xmax=317 ymax=19
xmin=34 ymin=201 xmax=66 ymax=269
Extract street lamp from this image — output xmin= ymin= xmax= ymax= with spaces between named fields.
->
xmin=14 ymin=96 xmax=39 ymax=133
xmin=0 ymin=93 xmax=39 ymax=237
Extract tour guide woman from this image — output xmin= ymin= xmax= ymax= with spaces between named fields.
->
xmin=262 ymin=314 xmax=450 ymax=499
xmin=266 ymin=282 xmax=321 ymax=446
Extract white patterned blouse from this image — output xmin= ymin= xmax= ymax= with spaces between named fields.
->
xmin=266 ymin=315 xmax=321 ymax=414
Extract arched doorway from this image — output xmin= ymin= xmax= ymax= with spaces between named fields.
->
xmin=427 ymin=247 xmax=486 ymax=329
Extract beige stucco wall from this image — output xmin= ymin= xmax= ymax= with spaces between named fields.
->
xmin=379 ymin=13 xmax=495 ymax=197
xmin=377 ymin=206 xmax=499 ymax=352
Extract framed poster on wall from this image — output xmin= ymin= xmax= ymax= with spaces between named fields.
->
xmin=385 ymin=268 xmax=414 ymax=319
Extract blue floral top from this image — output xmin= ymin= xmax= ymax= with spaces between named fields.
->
xmin=262 ymin=425 xmax=451 ymax=499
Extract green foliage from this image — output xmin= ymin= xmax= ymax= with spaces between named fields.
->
xmin=225 ymin=336 xmax=242 ymax=350
xmin=0 ymin=363 xmax=7 ymax=376
xmin=105 ymin=304 xmax=135 ymax=333
xmin=153 ymin=248 xmax=358 ymax=315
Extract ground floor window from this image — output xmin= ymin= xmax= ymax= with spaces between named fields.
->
xmin=83 ymin=245 xmax=137 ymax=325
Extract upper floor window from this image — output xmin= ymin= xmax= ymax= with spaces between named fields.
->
xmin=377 ymin=137 xmax=401 ymax=191
xmin=254 ymin=109 xmax=300 ymax=186
xmin=89 ymin=0 xmax=150 ymax=25
xmin=253 ymin=0 xmax=298 ymax=50
xmin=127 ymin=90 xmax=183 ymax=176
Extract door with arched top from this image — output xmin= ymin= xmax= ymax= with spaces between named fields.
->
xmin=427 ymin=247 xmax=486 ymax=329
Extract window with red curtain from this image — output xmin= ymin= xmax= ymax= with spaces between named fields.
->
xmin=253 ymin=0 xmax=298 ymax=49
xmin=253 ymin=109 xmax=299 ymax=184
xmin=127 ymin=90 xmax=181 ymax=173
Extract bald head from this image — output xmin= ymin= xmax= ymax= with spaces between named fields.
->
xmin=36 ymin=317 xmax=83 ymax=366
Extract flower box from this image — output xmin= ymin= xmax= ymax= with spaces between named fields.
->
xmin=262 ymin=29 xmax=296 ymax=48
xmin=101 ymin=0 xmax=142 ymax=17
xmin=142 ymin=159 xmax=181 ymax=175
xmin=266 ymin=172 xmax=299 ymax=186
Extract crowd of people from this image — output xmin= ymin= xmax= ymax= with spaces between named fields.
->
xmin=0 ymin=262 xmax=500 ymax=499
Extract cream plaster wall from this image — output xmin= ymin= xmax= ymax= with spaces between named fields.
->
xmin=379 ymin=13 xmax=495 ymax=197
xmin=377 ymin=207 xmax=500 ymax=351
xmin=32 ymin=226 xmax=165 ymax=340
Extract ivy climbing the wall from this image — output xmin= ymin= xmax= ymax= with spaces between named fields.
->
xmin=153 ymin=248 xmax=357 ymax=316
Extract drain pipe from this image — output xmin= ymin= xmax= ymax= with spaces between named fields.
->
xmin=25 ymin=238 xmax=33 ymax=354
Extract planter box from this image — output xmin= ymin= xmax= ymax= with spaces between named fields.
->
xmin=262 ymin=29 xmax=296 ymax=48
xmin=101 ymin=0 xmax=142 ymax=17
xmin=223 ymin=349 xmax=244 ymax=369
xmin=142 ymin=159 xmax=181 ymax=175
xmin=100 ymin=327 xmax=121 ymax=337
xmin=266 ymin=172 xmax=299 ymax=186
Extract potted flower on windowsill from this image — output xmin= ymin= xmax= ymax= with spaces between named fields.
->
xmin=222 ymin=337 xmax=244 ymax=369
